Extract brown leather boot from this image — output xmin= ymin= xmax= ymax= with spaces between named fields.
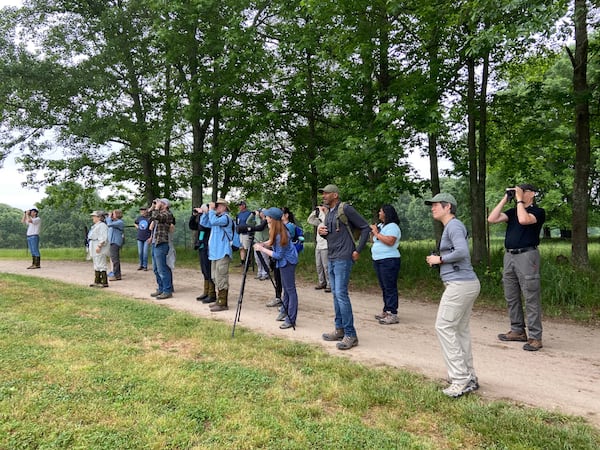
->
xmin=27 ymin=257 xmax=36 ymax=269
xmin=210 ymin=289 xmax=228 ymax=311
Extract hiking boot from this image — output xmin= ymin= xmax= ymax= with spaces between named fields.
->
xmin=322 ymin=328 xmax=344 ymax=341
xmin=314 ymin=284 xmax=326 ymax=290
xmin=379 ymin=313 xmax=399 ymax=325
xmin=279 ymin=321 xmax=293 ymax=329
xmin=210 ymin=304 xmax=228 ymax=312
xmin=150 ymin=291 xmax=162 ymax=297
xmin=156 ymin=292 xmax=173 ymax=300
xmin=375 ymin=311 xmax=388 ymax=320
xmin=276 ymin=311 xmax=288 ymax=321
xmin=324 ymin=287 xmax=331 ymax=293
xmin=266 ymin=297 xmax=282 ymax=307
xmin=523 ymin=339 xmax=543 ymax=351
xmin=336 ymin=335 xmax=358 ymax=350
xmin=498 ymin=330 xmax=528 ymax=342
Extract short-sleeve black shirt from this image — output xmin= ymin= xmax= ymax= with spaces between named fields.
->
xmin=504 ymin=205 xmax=546 ymax=249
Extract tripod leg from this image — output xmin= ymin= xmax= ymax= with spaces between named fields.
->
xmin=232 ymin=235 xmax=255 ymax=337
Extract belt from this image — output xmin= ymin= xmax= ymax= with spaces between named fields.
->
xmin=506 ymin=246 xmax=537 ymax=255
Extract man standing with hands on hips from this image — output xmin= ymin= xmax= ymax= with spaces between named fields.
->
xmin=318 ymin=184 xmax=370 ymax=350
xmin=488 ymin=184 xmax=546 ymax=352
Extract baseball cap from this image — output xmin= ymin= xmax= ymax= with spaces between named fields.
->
xmin=238 ymin=200 xmax=246 ymax=206
xmin=424 ymin=193 xmax=457 ymax=207
xmin=263 ymin=207 xmax=283 ymax=220
xmin=518 ymin=183 xmax=538 ymax=192
xmin=318 ymin=184 xmax=339 ymax=194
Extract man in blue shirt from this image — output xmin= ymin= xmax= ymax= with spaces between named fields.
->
xmin=200 ymin=198 xmax=234 ymax=312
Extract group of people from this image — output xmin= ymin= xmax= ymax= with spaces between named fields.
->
xmin=23 ymin=180 xmax=545 ymax=399
xmin=85 ymin=199 xmax=175 ymax=299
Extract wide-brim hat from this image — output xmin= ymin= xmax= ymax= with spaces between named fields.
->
xmin=216 ymin=198 xmax=229 ymax=208
xmin=424 ymin=193 xmax=457 ymax=207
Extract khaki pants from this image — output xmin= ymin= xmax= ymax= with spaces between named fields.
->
xmin=435 ymin=279 xmax=480 ymax=384
xmin=211 ymin=255 xmax=231 ymax=292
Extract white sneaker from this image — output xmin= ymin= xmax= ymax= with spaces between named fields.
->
xmin=443 ymin=378 xmax=479 ymax=398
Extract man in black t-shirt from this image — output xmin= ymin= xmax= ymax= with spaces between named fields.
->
xmin=488 ymin=184 xmax=546 ymax=352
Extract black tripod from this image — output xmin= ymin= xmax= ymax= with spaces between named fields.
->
xmin=231 ymin=236 xmax=294 ymax=337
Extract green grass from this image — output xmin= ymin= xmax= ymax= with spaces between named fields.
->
xmin=2 ymin=238 xmax=600 ymax=324
xmin=1 ymin=274 xmax=598 ymax=449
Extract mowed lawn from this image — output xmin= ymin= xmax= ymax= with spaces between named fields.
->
xmin=1 ymin=273 xmax=599 ymax=450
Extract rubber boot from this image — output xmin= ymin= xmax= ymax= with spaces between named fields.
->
xmin=27 ymin=256 xmax=36 ymax=269
xmin=203 ymin=280 xmax=217 ymax=304
xmin=100 ymin=271 xmax=109 ymax=288
xmin=90 ymin=271 xmax=101 ymax=287
xmin=210 ymin=289 xmax=228 ymax=311
xmin=34 ymin=256 xmax=41 ymax=269
xmin=196 ymin=280 xmax=209 ymax=301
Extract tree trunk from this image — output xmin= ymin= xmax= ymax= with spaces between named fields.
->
xmin=569 ymin=0 xmax=591 ymax=269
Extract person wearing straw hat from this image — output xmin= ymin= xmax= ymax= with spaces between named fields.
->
xmin=200 ymin=198 xmax=234 ymax=312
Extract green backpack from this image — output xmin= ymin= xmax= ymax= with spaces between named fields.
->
xmin=335 ymin=202 xmax=362 ymax=242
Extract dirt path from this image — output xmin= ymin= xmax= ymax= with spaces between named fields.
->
xmin=2 ymin=259 xmax=599 ymax=428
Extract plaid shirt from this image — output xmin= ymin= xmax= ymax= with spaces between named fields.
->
xmin=151 ymin=210 xmax=174 ymax=245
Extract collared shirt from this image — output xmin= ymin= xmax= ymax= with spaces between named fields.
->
xmin=504 ymin=205 xmax=546 ymax=249
xmin=151 ymin=210 xmax=174 ymax=246
xmin=200 ymin=210 xmax=233 ymax=260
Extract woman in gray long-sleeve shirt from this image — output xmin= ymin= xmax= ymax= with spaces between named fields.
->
xmin=425 ymin=193 xmax=480 ymax=399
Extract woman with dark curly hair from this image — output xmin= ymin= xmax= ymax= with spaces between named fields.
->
xmin=370 ymin=204 xmax=401 ymax=324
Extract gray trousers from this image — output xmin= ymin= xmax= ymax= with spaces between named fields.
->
xmin=435 ymin=279 xmax=480 ymax=384
xmin=502 ymin=250 xmax=543 ymax=340
xmin=315 ymin=247 xmax=329 ymax=288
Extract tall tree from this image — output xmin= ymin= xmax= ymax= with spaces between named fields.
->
xmin=567 ymin=0 xmax=592 ymax=268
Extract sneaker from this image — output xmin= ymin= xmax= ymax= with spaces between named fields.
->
xmin=155 ymin=292 xmax=173 ymax=300
xmin=374 ymin=311 xmax=388 ymax=320
xmin=322 ymin=329 xmax=344 ymax=341
xmin=498 ymin=330 xmax=528 ymax=342
xmin=523 ymin=339 xmax=543 ymax=351
xmin=279 ymin=321 xmax=293 ymax=329
xmin=443 ymin=379 xmax=478 ymax=398
xmin=336 ymin=335 xmax=358 ymax=350
xmin=276 ymin=311 xmax=288 ymax=321
xmin=379 ymin=313 xmax=399 ymax=325
xmin=150 ymin=291 xmax=162 ymax=297
xmin=266 ymin=297 xmax=282 ymax=307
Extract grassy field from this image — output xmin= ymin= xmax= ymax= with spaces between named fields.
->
xmin=1 ymin=273 xmax=599 ymax=449
xmin=2 ymin=239 xmax=599 ymax=323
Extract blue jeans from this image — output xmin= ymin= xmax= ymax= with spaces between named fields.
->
xmin=328 ymin=258 xmax=356 ymax=337
xmin=27 ymin=235 xmax=40 ymax=257
xmin=373 ymin=257 xmax=401 ymax=314
xmin=152 ymin=242 xmax=173 ymax=294
xmin=280 ymin=263 xmax=298 ymax=324
xmin=137 ymin=239 xmax=149 ymax=268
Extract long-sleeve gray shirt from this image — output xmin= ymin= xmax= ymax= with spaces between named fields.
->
xmin=439 ymin=217 xmax=478 ymax=282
